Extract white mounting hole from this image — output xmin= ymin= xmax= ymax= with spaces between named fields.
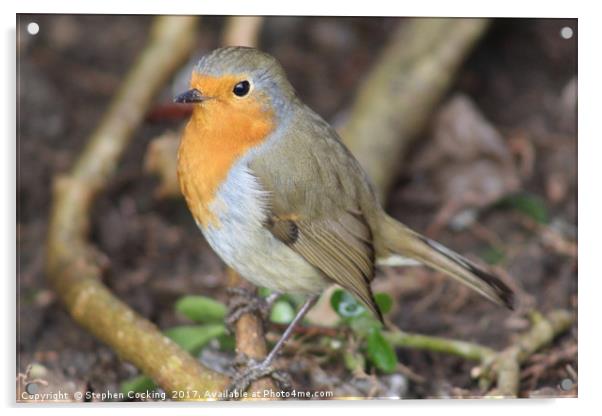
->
xmin=560 ymin=26 xmax=573 ymax=40
xmin=27 ymin=22 xmax=40 ymax=35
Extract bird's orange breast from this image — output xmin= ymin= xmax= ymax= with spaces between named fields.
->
xmin=177 ymin=80 xmax=275 ymax=228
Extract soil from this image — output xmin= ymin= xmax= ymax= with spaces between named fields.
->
xmin=17 ymin=15 xmax=577 ymax=400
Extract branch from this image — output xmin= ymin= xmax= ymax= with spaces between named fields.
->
xmin=385 ymin=309 xmax=574 ymax=397
xmin=227 ymin=269 xmax=278 ymax=396
xmin=340 ymin=18 xmax=490 ymax=200
xmin=480 ymin=309 xmax=574 ymax=397
xmin=384 ymin=330 xmax=496 ymax=362
xmin=45 ymin=16 xmax=230 ymax=398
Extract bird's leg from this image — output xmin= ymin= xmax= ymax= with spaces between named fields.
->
xmin=226 ymin=295 xmax=319 ymax=397
xmin=225 ymin=287 xmax=280 ymax=331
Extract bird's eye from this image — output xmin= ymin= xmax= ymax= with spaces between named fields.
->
xmin=233 ymin=80 xmax=251 ymax=97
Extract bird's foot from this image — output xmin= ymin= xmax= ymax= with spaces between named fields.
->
xmin=225 ymin=287 xmax=269 ymax=330
xmin=225 ymin=353 xmax=292 ymax=399
xmin=225 ymin=287 xmax=280 ymax=331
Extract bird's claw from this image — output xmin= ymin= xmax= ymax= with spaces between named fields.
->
xmin=225 ymin=354 xmax=291 ymax=399
xmin=225 ymin=287 xmax=269 ymax=330
xmin=225 ymin=287 xmax=276 ymax=331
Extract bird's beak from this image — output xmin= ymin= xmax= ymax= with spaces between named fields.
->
xmin=174 ymin=88 xmax=208 ymax=104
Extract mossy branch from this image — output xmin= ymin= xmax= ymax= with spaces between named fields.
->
xmin=384 ymin=330 xmax=496 ymax=362
xmin=45 ymin=16 xmax=230 ymax=398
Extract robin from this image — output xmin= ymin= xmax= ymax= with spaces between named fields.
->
xmin=175 ymin=46 xmax=514 ymax=393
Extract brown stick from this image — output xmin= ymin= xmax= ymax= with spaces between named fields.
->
xmin=227 ymin=270 xmax=277 ymax=397
xmin=45 ymin=16 xmax=229 ymax=398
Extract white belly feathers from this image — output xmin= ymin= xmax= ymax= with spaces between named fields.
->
xmin=198 ymin=157 xmax=329 ymax=294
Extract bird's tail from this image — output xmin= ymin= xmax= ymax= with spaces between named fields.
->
xmin=379 ymin=213 xmax=514 ymax=309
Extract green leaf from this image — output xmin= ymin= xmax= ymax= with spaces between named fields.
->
xmin=217 ymin=333 xmax=236 ymax=351
xmin=175 ymin=295 xmax=227 ymax=323
xmin=120 ymin=375 xmax=156 ymax=395
xmin=163 ymin=324 xmax=226 ymax=355
xmin=270 ymin=300 xmax=296 ymax=324
xmin=496 ymin=193 xmax=549 ymax=224
xmin=330 ymin=289 xmax=365 ymax=319
xmin=374 ymin=293 xmax=393 ymax=314
xmin=366 ymin=328 xmax=398 ymax=373
xmin=330 ymin=289 xmax=344 ymax=312
xmin=258 ymin=287 xmax=273 ymax=297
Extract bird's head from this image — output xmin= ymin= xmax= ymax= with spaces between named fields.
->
xmin=175 ymin=47 xmax=296 ymax=126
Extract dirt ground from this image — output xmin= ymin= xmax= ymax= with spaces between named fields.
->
xmin=17 ymin=16 xmax=577 ymax=400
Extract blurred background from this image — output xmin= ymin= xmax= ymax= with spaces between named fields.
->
xmin=17 ymin=16 xmax=576 ymax=400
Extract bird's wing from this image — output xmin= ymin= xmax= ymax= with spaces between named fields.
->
xmin=265 ymin=210 xmax=382 ymax=322
xmin=249 ymin=108 xmax=383 ymax=322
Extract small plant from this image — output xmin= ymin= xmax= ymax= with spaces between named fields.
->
xmin=120 ymin=290 xmax=398 ymax=395
xmin=330 ymin=289 xmax=398 ymax=374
